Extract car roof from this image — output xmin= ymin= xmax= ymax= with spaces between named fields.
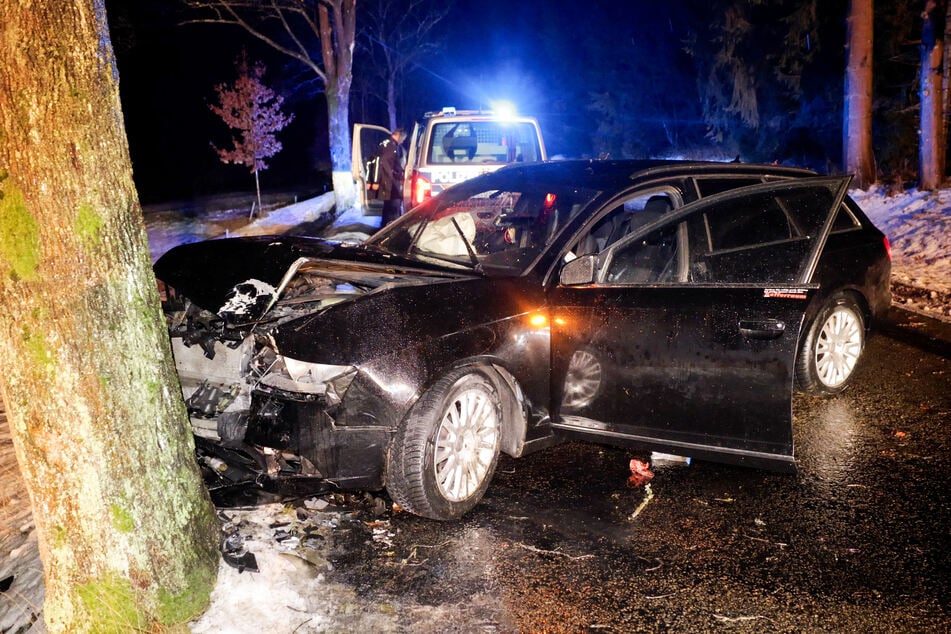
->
xmin=481 ymin=159 xmax=819 ymax=190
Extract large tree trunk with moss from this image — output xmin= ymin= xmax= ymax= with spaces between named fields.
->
xmin=0 ymin=2 xmax=220 ymax=632
xmin=843 ymin=0 xmax=876 ymax=188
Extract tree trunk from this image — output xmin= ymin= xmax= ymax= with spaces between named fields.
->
xmin=326 ymin=80 xmax=357 ymax=213
xmin=0 ymin=3 xmax=220 ymax=632
xmin=387 ymin=74 xmax=398 ymax=132
xmin=941 ymin=1 xmax=951 ymax=175
xmin=844 ymin=0 xmax=876 ymax=188
xmin=319 ymin=0 xmax=357 ymax=213
xmin=254 ymin=168 xmax=262 ymax=219
xmin=921 ymin=0 xmax=947 ymax=190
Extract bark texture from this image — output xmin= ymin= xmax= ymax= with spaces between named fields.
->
xmin=844 ymin=0 xmax=876 ymax=188
xmin=0 ymin=2 xmax=219 ymax=632
xmin=921 ymin=0 xmax=947 ymax=190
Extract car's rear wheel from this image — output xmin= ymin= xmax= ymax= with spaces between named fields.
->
xmin=796 ymin=294 xmax=865 ymax=395
xmin=386 ymin=369 xmax=502 ymax=520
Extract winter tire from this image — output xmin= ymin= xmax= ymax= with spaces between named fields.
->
xmin=796 ymin=294 xmax=865 ymax=395
xmin=386 ymin=369 xmax=502 ymax=520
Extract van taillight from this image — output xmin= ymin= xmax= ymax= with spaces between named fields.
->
xmin=883 ymin=236 xmax=892 ymax=260
xmin=413 ymin=173 xmax=432 ymax=205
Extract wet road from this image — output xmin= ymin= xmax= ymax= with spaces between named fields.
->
xmin=3 ymin=316 xmax=949 ymax=633
xmin=318 ymin=322 xmax=950 ymax=632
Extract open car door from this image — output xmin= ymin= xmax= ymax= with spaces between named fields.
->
xmin=549 ymin=177 xmax=850 ymax=472
xmin=351 ymin=123 xmax=393 ymax=214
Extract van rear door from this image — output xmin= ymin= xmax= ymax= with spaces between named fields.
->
xmin=352 ymin=124 xmax=393 ymax=214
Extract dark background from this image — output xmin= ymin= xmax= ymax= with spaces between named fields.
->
xmin=105 ymin=1 xmax=922 ymax=205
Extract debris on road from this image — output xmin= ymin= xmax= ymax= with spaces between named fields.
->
xmin=650 ymin=452 xmax=692 ymax=467
xmin=627 ymin=459 xmax=654 ymax=488
xmin=630 ymin=484 xmax=655 ymax=520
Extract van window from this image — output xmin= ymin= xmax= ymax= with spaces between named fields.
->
xmin=428 ymin=121 xmax=542 ymax=165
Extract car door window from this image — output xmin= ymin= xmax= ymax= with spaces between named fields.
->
xmin=569 ymin=191 xmax=677 ymax=259
xmin=693 ymin=176 xmax=764 ymax=197
xmin=601 ymin=180 xmax=843 ymax=286
xmin=687 ymin=183 xmax=838 ymax=284
xmin=831 ymin=200 xmax=862 ymax=233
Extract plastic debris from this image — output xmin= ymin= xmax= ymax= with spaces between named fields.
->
xmin=304 ymin=497 xmax=330 ymax=511
xmin=220 ymin=514 xmax=260 ymax=574
xmin=628 ymin=459 xmax=655 ymax=488
xmin=651 ymin=452 xmax=691 ymax=467
xmin=630 ymin=484 xmax=654 ymax=520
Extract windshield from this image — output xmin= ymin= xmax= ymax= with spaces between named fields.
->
xmin=367 ymin=176 xmax=599 ymax=275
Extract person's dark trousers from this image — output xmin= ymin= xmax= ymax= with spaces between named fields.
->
xmin=382 ymin=198 xmax=403 ymax=227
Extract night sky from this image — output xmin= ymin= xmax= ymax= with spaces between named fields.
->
xmin=105 ymin=1 xmax=854 ymax=205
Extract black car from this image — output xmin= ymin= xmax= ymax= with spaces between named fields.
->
xmin=154 ymin=160 xmax=891 ymax=520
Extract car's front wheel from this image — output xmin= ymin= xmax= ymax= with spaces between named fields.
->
xmin=386 ymin=369 xmax=502 ymax=520
xmin=796 ymin=294 xmax=866 ymax=395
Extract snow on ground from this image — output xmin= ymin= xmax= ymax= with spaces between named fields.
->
xmin=190 ymin=501 xmax=398 ymax=634
xmin=144 ymin=192 xmax=343 ymax=263
xmin=851 ymin=186 xmax=951 ymax=295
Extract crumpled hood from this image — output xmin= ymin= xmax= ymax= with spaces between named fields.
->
xmin=155 ymin=236 xmax=338 ymax=310
xmin=155 ymin=235 xmax=545 ymax=365
xmin=154 ymin=235 xmax=468 ymax=317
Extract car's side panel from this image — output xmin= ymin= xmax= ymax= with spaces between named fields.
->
xmin=549 ymin=286 xmax=813 ymax=469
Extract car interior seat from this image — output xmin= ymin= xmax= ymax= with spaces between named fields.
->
xmin=627 ymin=195 xmax=672 ymax=233
xmin=605 ymin=196 xmax=677 ymax=284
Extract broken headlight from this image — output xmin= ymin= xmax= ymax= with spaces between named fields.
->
xmin=252 ymin=347 xmax=356 ymax=405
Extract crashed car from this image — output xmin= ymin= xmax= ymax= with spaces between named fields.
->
xmin=154 ymin=159 xmax=891 ymax=520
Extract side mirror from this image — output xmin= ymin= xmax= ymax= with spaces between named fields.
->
xmin=560 ymin=254 xmax=597 ymax=286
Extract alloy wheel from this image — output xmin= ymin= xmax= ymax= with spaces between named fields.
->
xmin=432 ymin=384 xmax=500 ymax=502
xmin=814 ymin=305 xmax=863 ymax=388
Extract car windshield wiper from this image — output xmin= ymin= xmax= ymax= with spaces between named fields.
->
xmin=449 ymin=217 xmax=485 ymax=274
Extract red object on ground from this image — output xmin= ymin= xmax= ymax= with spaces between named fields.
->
xmin=628 ymin=459 xmax=655 ymax=488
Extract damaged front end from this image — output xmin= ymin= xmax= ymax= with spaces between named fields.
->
xmin=159 ymin=257 xmax=394 ymax=505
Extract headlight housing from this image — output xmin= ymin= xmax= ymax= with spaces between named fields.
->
xmin=252 ymin=347 xmax=356 ymax=405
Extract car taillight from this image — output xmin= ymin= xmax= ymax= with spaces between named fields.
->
xmin=413 ymin=173 xmax=432 ymax=205
xmin=883 ymin=236 xmax=892 ymax=260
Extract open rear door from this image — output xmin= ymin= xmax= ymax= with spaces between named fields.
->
xmin=550 ymin=177 xmax=849 ymax=471
xmin=352 ymin=123 xmax=392 ymax=214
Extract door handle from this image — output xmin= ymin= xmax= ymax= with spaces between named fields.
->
xmin=738 ymin=319 xmax=786 ymax=340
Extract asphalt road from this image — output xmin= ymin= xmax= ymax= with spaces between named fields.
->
xmin=314 ymin=311 xmax=951 ymax=632
xmin=2 ymin=309 xmax=949 ymax=633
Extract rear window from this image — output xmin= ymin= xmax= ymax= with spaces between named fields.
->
xmin=427 ymin=121 xmax=541 ymax=165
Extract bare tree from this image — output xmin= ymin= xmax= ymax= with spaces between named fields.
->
xmin=185 ymin=0 xmax=357 ymax=212
xmin=842 ymin=0 xmax=875 ymax=188
xmin=920 ymin=0 xmax=947 ymax=190
xmin=844 ymin=0 xmax=876 ymax=188
xmin=357 ymin=0 xmax=451 ymax=130
xmin=210 ymin=54 xmax=294 ymax=216
xmin=0 ymin=1 xmax=220 ymax=631
xmin=941 ymin=1 xmax=951 ymax=161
